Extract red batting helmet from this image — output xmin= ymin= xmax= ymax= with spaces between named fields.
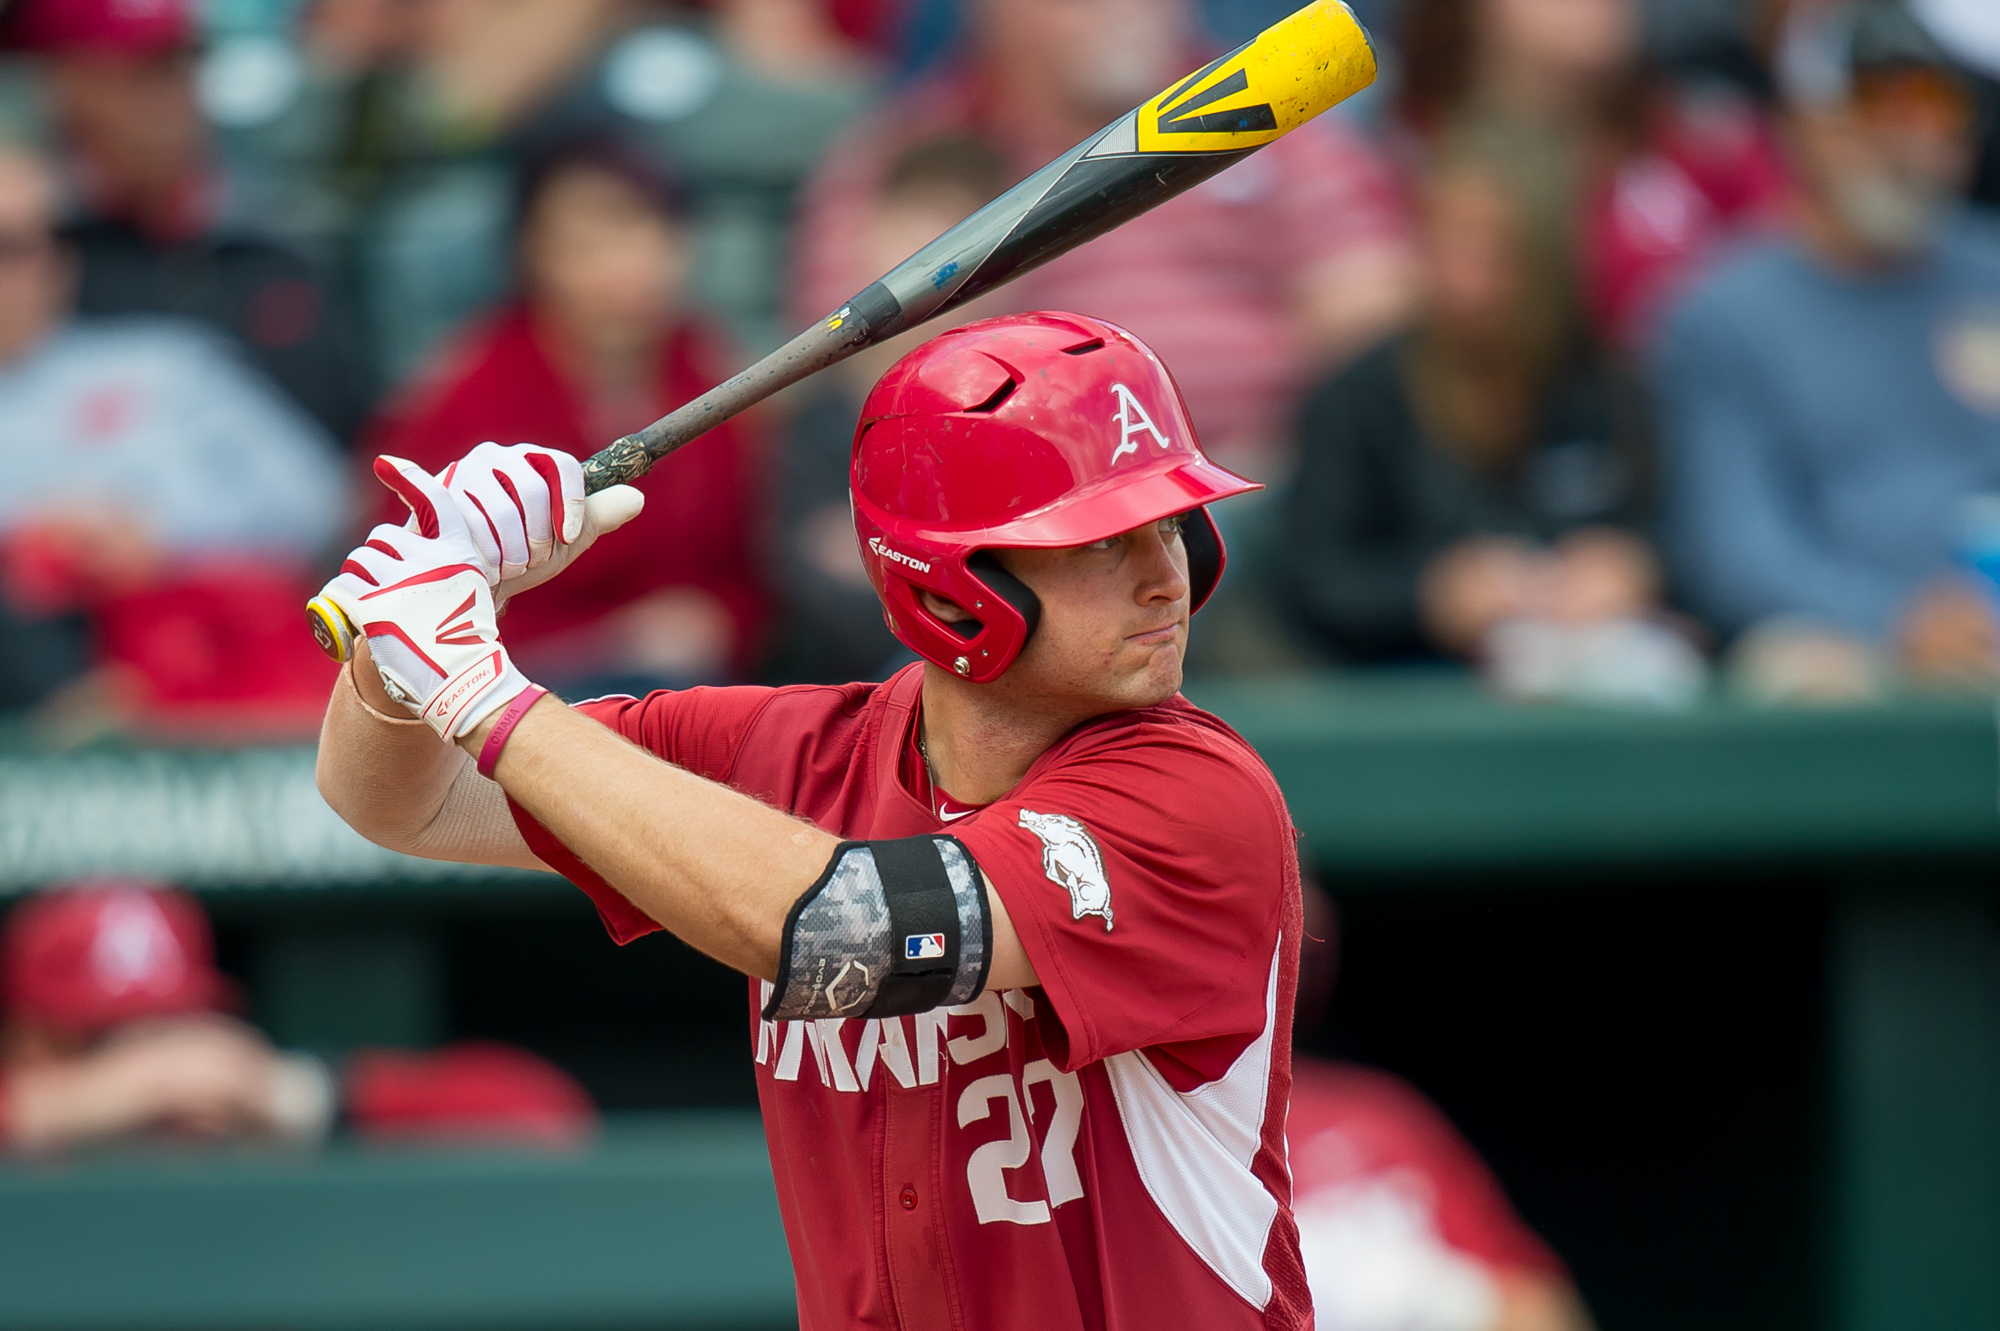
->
xmin=851 ymin=312 xmax=1259 ymax=683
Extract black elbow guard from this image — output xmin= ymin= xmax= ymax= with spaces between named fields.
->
xmin=764 ymin=835 xmax=992 ymax=1021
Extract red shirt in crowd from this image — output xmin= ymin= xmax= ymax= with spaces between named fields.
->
xmin=514 ymin=663 xmax=1311 ymax=1330
xmin=1584 ymin=88 xmax=1789 ymax=348
xmin=364 ymin=306 xmax=767 ymax=673
xmin=792 ymin=71 xmax=1410 ymax=466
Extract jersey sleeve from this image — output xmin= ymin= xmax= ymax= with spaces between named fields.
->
xmin=510 ymin=686 xmax=780 ymax=945
xmin=953 ymin=714 xmax=1296 ymax=1079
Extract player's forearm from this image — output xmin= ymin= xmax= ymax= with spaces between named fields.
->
xmin=317 ymin=654 xmax=540 ymax=868
xmin=471 ymin=697 xmax=839 ymax=980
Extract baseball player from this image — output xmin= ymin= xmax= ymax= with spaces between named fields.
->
xmin=316 ymin=312 xmax=1310 ymax=1329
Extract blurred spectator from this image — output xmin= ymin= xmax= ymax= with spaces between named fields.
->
xmin=892 ymin=0 xmax=1335 ymax=80
xmin=1291 ymin=887 xmax=1593 ymax=1331
xmin=0 ymin=600 xmax=83 ymax=713
xmin=0 ymin=30 xmax=40 ymax=147
xmin=343 ymin=1041 xmax=596 ymax=1148
xmin=0 ymin=140 xmax=349 ymax=728
xmin=769 ymin=134 xmax=1005 ymax=684
xmin=187 ymin=5 xmax=397 ymax=263
xmin=19 ymin=0 xmax=377 ymax=445
xmin=0 ymin=883 xmax=332 ymax=1153
xmin=1292 ymin=1062 xmax=1591 ymax=1331
xmin=1397 ymin=0 xmax=1789 ymax=349
xmin=1655 ymin=2 xmax=2000 ymax=700
xmin=0 ymin=882 xmax=598 ymax=1154
xmin=1279 ymin=140 xmax=1699 ymax=704
xmin=565 ymin=2 xmax=877 ymax=352
xmin=815 ymin=0 xmax=914 ymax=64
xmin=1909 ymin=0 xmax=2000 ymax=209
xmin=340 ymin=0 xmax=632 ymax=381
xmin=792 ymin=0 xmax=1416 ymax=476
xmin=367 ymin=132 xmax=766 ymax=698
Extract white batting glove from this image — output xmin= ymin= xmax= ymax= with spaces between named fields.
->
xmin=439 ymin=442 xmax=645 ymax=601
xmin=318 ymin=456 xmax=535 ymax=739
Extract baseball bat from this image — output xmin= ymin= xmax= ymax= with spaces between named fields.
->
xmin=310 ymin=0 xmax=1375 ymax=661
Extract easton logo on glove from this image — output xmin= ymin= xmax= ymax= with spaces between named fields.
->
xmin=422 ymin=649 xmax=510 ymax=735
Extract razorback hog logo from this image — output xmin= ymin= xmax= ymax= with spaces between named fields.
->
xmin=1110 ymin=382 xmax=1170 ymax=463
xmin=1018 ymin=810 xmax=1113 ymax=931
xmin=868 ymin=537 xmax=932 ymax=574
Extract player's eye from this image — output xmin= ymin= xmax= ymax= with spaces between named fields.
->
xmin=1160 ymin=515 xmax=1185 ymax=536
xmin=1084 ymin=536 xmax=1119 ymax=551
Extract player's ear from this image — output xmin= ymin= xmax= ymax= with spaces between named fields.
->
xmin=917 ymin=588 xmax=976 ymax=625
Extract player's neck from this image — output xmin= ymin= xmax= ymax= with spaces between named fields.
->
xmin=917 ymin=667 xmax=1098 ymax=806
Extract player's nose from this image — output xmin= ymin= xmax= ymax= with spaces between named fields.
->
xmin=1130 ymin=522 xmax=1191 ymax=605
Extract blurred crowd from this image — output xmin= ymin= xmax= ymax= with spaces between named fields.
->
xmin=0 ymin=0 xmax=1996 ymax=727
xmin=0 ymin=881 xmax=596 ymax=1154
xmin=15 ymin=3 xmax=2000 ymax=1321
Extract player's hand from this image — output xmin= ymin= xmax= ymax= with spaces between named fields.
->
xmin=1899 ymin=577 xmax=2000 ymax=687
xmin=438 ymin=442 xmax=645 ymax=601
xmin=317 ymin=456 xmax=535 ymax=738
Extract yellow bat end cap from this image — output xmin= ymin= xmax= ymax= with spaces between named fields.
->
xmin=306 ymin=594 xmax=357 ymax=664
xmin=1135 ymin=0 xmax=1376 ymax=156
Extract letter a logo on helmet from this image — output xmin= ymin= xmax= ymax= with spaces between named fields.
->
xmin=851 ymin=312 xmax=1260 ymax=683
xmin=1110 ymin=383 xmax=1169 ymax=462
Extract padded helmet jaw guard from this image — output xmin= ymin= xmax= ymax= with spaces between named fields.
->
xmin=851 ymin=312 xmax=1259 ymax=683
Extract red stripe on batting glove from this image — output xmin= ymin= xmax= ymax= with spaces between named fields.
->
xmin=435 ymin=590 xmax=478 ymax=630
xmin=466 ymin=492 xmax=506 ymax=565
xmin=361 ymin=620 xmax=449 ymax=679
xmin=359 ymin=563 xmax=482 ymax=599
xmin=526 ymin=451 xmax=566 ymax=544
xmin=375 ymin=456 xmax=440 ymax=538
xmin=496 ymin=470 xmax=528 ymax=532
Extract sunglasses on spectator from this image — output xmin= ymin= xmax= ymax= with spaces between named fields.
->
xmin=1852 ymin=67 xmax=1974 ymax=135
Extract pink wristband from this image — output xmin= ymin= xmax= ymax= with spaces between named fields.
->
xmin=477 ymin=685 xmax=548 ymax=779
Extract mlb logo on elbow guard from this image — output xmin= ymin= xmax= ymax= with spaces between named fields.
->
xmin=905 ymin=933 xmax=946 ymax=961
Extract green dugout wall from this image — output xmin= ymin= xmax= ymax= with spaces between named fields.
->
xmin=0 ymin=675 xmax=1995 ymax=1331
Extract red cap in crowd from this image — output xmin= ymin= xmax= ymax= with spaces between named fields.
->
xmin=0 ymin=883 xmax=233 ymax=1036
xmin=345 ymin=1042 xmax=599 ymax=1148
xmin=11 ymin=0 xmax=199 ymax=55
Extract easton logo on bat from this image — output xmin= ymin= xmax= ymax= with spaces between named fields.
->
xmin=1131 ymin=0 xmax=1376 ymax=155
xmin=1156 ymin=64 xmax=1275 ymax=137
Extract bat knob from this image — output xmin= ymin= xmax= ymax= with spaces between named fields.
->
xmin=306 ymin=595 xmax=358 ymax=663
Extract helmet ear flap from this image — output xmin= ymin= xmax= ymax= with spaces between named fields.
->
xmin=966 ymin=550 xmax=1042 ymax=642
xmin=1184 ymin=507 xmax=1225 ymax=611
xmin=870 ymin=552 xmax=1033 ymax=682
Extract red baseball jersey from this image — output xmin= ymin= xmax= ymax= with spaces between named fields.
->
xmin=513 ymin=663 xmax=1310 ymax=1330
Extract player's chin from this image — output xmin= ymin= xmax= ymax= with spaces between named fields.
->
xmin=1111 ymin=635 xmax=1184 ymax=704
